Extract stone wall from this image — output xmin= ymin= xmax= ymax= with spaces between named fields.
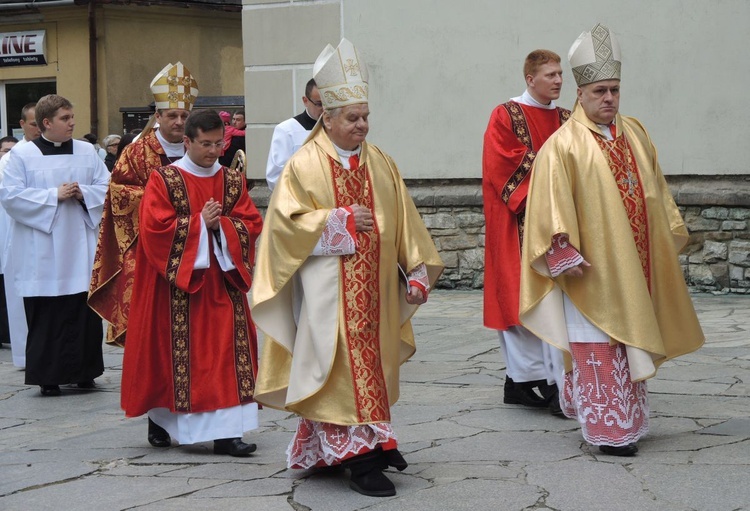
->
xmin=249 ymin=175 xmax=750 ymax=293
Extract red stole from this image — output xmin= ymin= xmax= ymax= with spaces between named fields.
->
xmin=327 ymin=154 xmax=389 ymax=424
xmin=594 ymin=134 xmax=651 ymax=288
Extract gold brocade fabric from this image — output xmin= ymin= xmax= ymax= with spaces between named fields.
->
xmin=520 ymin=106 xmax=704 ymax=380
xmin=251 ymin=126 xmax=443 ymax=425
xmin=88 ymin=130 xmax=167 ymax=346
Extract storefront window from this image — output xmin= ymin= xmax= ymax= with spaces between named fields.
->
xmin=0 ymin=80 xmax=56 ymax=138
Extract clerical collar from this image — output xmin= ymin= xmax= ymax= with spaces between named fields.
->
xmin=596 ymin=123 xmax=615 ymax=141
xmin=33 ymin=135 xmax=74 ymax=155
xmin=294 ymin=110 xmax=318 ymax=131
xmin=172 ymin=154 xmax=221 ymax=177
xmin=41 ymin=134 xmax=66 ymax=147
xmin=155 ymin=129 xmax=186 ymax=158
xmin=511 ymin=90 xmax=556 ymax=110
xmin=332 ymin=143 xmax=361 ymax=170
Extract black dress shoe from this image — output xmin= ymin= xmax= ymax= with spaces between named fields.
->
xmin=77 ymin=380 xmax=96 ymax=389
xmin=384 ymin=448 xmax=408 ymax=471
xmin=503 ymin=377 xmax=547 ymax=407
xmin=315 ymin=464 xmax=346 ymax=474
xmin=213 ymin=437 xmax=257 ymax=457
xmin=598 ymin=443 xmax=638 ymax=457
xmin=344 ymin=450 xmax=395 ymax=497
xmin=148 ymin=418 xmax=171 ymax=448
xmin=40 ymin=385 xmax=61 ymax=396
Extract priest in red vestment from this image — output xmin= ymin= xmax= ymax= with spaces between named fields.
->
xmin=89 ymin=62 xmax=197 ymax=347
xmin=482 ymin=50 xmax=570 ymax=414
xmin=520 ymin=24 xmax=704 ymax=457
xmin=120 ymin=109 xmax=263 ymax=457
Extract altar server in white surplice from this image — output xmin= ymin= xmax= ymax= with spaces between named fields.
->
xmin=0 ymin=94 xmax=109 ymax=397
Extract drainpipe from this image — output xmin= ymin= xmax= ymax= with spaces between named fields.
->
xmin=88 ymin=0 xmax=98 ymax=137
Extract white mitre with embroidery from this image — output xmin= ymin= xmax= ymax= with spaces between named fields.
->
xmin=150 ymin=62 xmax=199 ymax=111
xmin=568 ymin=23 xmax=622 ymax=87
xmin=313 ymin=38 xmax=369 ymax=109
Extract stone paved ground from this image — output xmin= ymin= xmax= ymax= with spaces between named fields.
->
xmin=1 ymin=291 xmax=748 ymax=511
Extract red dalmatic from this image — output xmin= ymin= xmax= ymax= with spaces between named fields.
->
xmin=482 ymin=102 xmax=570 ymax=330
xmin=121 ymin=165 xmax=263 ymax=417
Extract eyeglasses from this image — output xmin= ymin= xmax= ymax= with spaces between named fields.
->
xmin=107 ymin=143 xmax=119 ymax=148
xmin=197 ymin=141 xmax=225 ymax=149
xmin=306 ymin=95 xmax=323 ymax=108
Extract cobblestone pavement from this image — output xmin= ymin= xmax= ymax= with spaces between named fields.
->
xmin=1 ymin=291 xmax=748 ymax=510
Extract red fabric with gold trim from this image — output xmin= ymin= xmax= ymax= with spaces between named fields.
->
xmin=121 ymin=165 xmax=263 ymax=416
xmin=89 ymin=130 xmax=171 ymax=346
xmin=328 ymin=155 xmax=390 ymax=424
xmin=595 ymin=135 xmax=651 ymax=288
xmin=482 ymin=102 xmax=570 ymax=330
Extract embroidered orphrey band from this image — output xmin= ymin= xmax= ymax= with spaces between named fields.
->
xmin=225 ymin=283 xmax=256 ymax=402
xmin=157 ymin=166 xmax=193 ymax=412
xmin=594 ymin=134 xmax=651 ymax=288
xmin=221 ymin=167 xmax=244 ymax=215
xmin=328 ymin=155 xmax=389 ymax=423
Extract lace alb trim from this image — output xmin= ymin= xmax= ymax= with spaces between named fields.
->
xmin=407 ymin=262 xmax=430 ymax=291
xmin=312 ymin=207 xmax=356 ymax=256
xmin=561 ymin=343 xmax=649 ymax=446
xmin=286 ymin=419 xmax=397 ymax=469
xmin=546 ymin=234 xmax=584 ymax=277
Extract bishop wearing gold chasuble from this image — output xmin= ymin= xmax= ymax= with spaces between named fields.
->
xmin=520 ymin=24 xmax=704 ymax=457
xmin=252 ymin=39 xmax=443 ymax=497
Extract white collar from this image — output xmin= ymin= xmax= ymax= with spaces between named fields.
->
xmin=172 ymin=154 xmax=221 ymax=177
xmin=155 ymin=129 xmax=186 ymax=158
xmin=41 ymin=134 xmax=64 ymax=147
xmin=510 ymin=90 xmax=557 ymax=110
xmin=332 ymin=143 xmax=361 ymax=170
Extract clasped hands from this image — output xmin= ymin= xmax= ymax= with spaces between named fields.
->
xmin=57 ymin=182 xmax=83 ymax=202
xmin=201 ymin=198 xmax=222 ymax=231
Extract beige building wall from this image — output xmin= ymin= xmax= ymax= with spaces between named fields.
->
xmin=0 ymin=8 xmax=91 ymax=138
xmin=1 ymin=4 xmax=243 ymax=139
xmin=242 ymin=0 xmax=749 ymax=179
xmin=98 ymin=5 xmax=244 ymax=136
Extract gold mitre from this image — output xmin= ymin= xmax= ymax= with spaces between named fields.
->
xmin=313 ymin=38 xmax=369 ymax=109
xmin=568 ymin=23 xmax=622 ymax=87
xmin=150 ymin=62 xmax=199 ymax=111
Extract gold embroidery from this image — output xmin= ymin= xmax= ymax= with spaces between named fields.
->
xmin=595 ymin=134 xmax=651 ymax=288
xmin=328 ymin=155 xmax=389 ymax=423
xmin=323 ymin=85 xmax=369 ymax=103
xmin=225 ymin=284 xmax=255 ymax=402
xmin=157 ymin=166 xmax=193 ymax=412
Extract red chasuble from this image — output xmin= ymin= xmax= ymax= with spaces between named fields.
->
xmin=482 ymin=102 xmax=570 ymax=330
xmin=121 ymin=164 xmax=263 ymax=417
xmin=89 ymin=130 xmax=170 ymax=346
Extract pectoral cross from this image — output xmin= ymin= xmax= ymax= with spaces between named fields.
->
xmin=618 ymin=171 xmax=639 ymax=196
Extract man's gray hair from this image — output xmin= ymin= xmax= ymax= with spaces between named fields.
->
xmin=324 ymin=107 xmax=343 ymax=118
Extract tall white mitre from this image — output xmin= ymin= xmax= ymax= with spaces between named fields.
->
xmin=313 ymin=38 xmax=369 ymax=109
xmin=568 ymin=23 xmax=622 ymax=86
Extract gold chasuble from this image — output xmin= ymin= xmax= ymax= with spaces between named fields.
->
xmin=520 ymin=105 xmax=704 ymax=381
xmin=252 ymin=125 xmax=443 ymax=426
